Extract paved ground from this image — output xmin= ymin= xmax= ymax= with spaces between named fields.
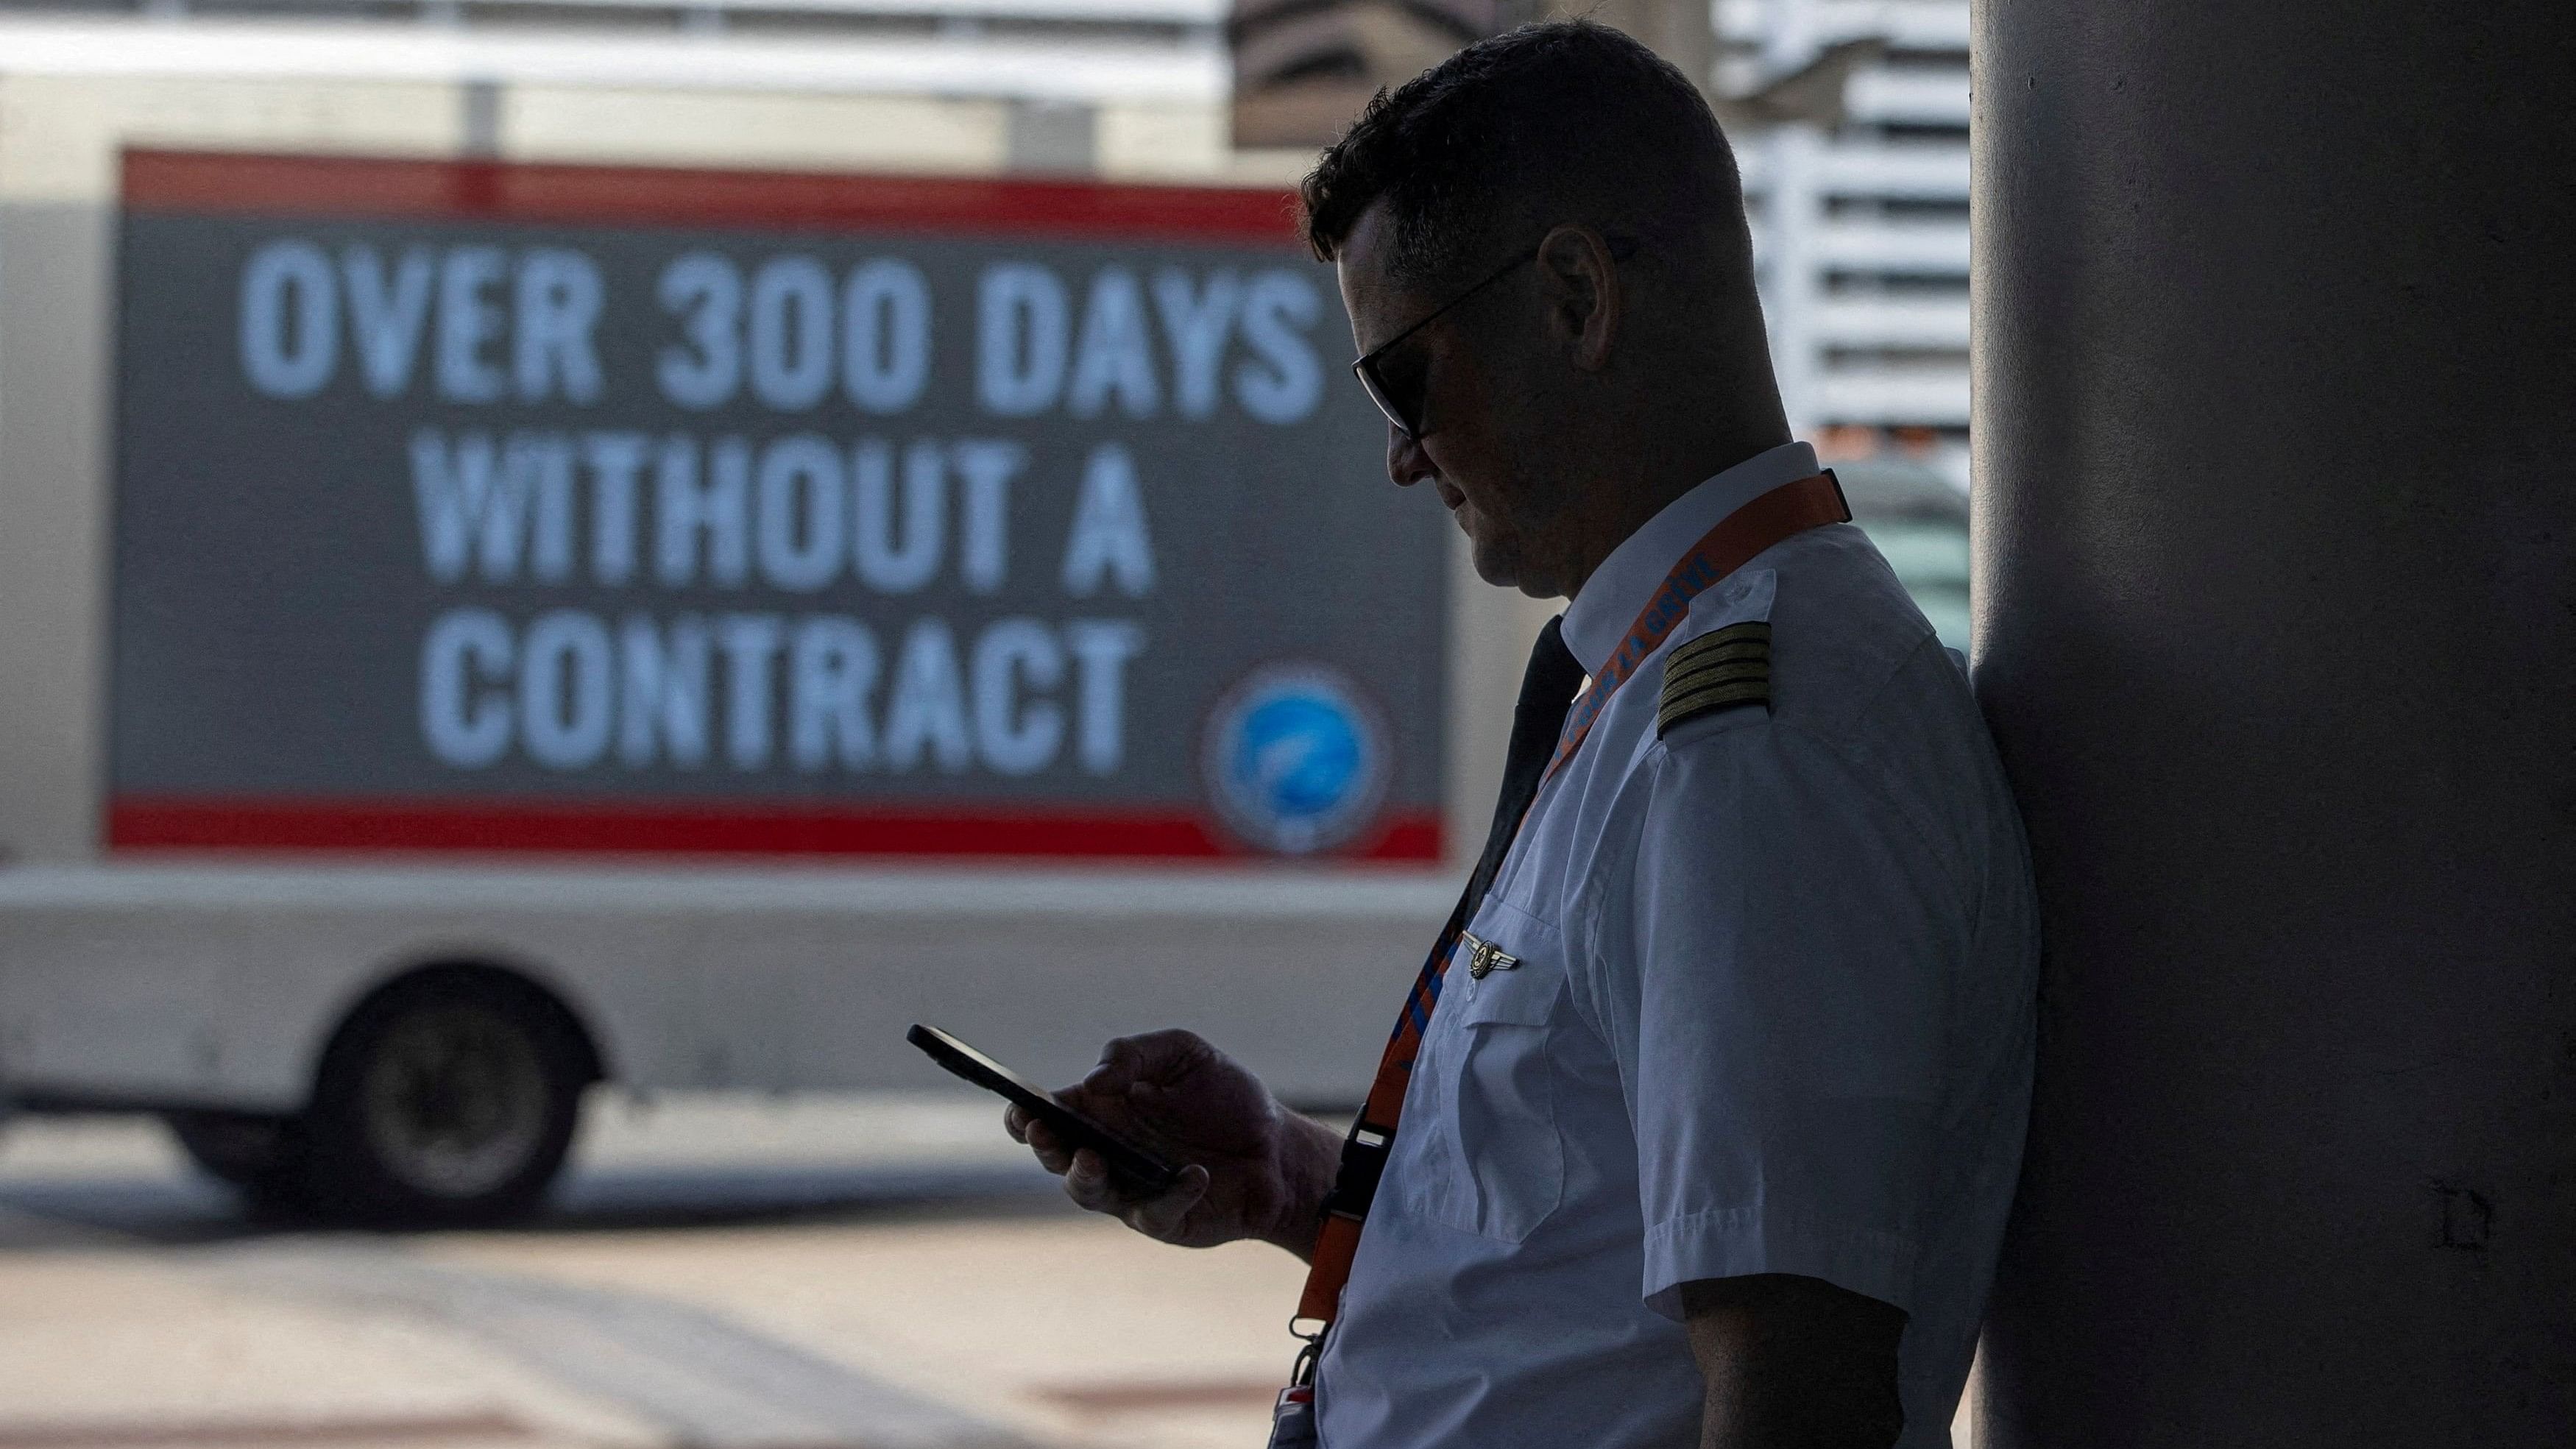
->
xmin=0 ymin=1095 xmax=1300 ymax=1449
xmin=0 ymin=1096 xmax=1977 ymax=1449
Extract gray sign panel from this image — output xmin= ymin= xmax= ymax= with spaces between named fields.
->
xmin=110 ymin=157 xmax=1444 ymax=858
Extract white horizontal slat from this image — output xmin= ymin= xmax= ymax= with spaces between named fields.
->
xmin=1738 ymin=141 xmax=1970 ymax=201
xmin=1813 ymin=219 xmax=1969 ymax=272
xmin=1830 ymin=0 xmax=1970 ymax=50
xmin=0 ymin=15 xmax=1224 ymax=101
xmin=1814 ymin=295 xmax=1968 ymax=347
xmin=1816 ymin=141 xmax=1968 ymax=198
xmin=1718 ymin=0 xmax=1970 ymax=52
xmin=1844 ymin=67 xmax=1968 ymax=127
xmin=1812 ymin=367 xmax=1970 ymax=426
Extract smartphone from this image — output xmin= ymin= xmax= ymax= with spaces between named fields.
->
xmin=906 ymin=1024 xmax=1181 ymax=1193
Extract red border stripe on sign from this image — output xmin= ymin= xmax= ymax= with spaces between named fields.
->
xmin=119 ymin=149 xmax=1306 ymax=245
xmin=108 ymin=797 xmax=1445 ymax=862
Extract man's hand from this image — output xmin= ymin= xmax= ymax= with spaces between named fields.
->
xmin=1682 ymin=1274 xmax=1906 ymax=1449
xmin=1005 ymin=1030 xmax=1342 ymax=1255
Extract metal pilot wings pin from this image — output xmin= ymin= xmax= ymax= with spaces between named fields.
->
xmin=1656 ymin=621 xmax=1772 ymax=735
xmin=1458 ymin=930 xmax=1521 ymax=979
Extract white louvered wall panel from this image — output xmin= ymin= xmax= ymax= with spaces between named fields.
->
xmin=1724 ymin=0 xmax=1972 ymax=485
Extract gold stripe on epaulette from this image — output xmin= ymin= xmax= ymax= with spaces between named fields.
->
xmin=1657 ymin=622 xmax=1770 ymax=735
xmin=1665 ymin=637 xmax=1766 ymax=666
xmin=1663 ymin=654 xmax=1767 ymax=693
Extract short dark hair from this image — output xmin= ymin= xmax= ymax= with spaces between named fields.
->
xmin=1301 ymin=21 xmax=1746 ymax=288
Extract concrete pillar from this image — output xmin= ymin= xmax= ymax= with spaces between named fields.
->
xmin=1971 ymin=4 xmax=2576 ymax=1442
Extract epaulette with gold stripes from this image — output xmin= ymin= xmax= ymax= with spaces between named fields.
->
xmin=1656 ymin=621 xmax=1770 ymax=736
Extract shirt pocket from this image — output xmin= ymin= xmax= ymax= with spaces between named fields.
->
xmin=1394 ymin=905 xmax=1568 ymax=1243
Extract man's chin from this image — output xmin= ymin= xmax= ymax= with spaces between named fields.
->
xmin=1457 ymin=509 xmax=1571 ymax=599
xmin=1465 ymin=536 xmax=1526 ymax=592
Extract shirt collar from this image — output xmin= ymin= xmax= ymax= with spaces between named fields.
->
xmin=1557 ymin=441 xmax=1822 ymax=676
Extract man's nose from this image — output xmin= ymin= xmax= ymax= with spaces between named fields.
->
xmin=1386 ymin=425 xmax=1437 ymax=489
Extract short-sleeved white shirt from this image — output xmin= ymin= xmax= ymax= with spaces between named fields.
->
xmin=1312 ymin=442 xmax=2039 ymax=1449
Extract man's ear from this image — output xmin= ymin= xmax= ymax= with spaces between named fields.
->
xmin=1535 ymin=224 xmax=1623 ymax=372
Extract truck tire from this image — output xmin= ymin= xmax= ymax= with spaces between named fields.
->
xmin=294 ymin=972 xmax=589 ymax=1226
xmin=163 ymin=1109 xmax=297 ymax=1191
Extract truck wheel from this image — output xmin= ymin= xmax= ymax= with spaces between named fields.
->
xmin=163 ymin=1109 xmax=298 ymax=1190
xmin=297 ymin=974 xmax=589 ymax=1226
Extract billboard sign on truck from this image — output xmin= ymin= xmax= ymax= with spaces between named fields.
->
xmin=108 ymin=152 xmax=1446 ymax=860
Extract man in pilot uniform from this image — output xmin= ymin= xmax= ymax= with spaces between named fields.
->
xmin=1007 ymin=22 xmax=2037 ymax=1449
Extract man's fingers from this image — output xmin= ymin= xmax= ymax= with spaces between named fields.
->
xmin=1122 ymin=1163 xmax=1211 ymax=1239
xmin=1002 ymin=1104 xmax=1029 ymax=1144
xmin=1064 ymin=1151 xmax=1209 ymax=1241
xmin=1091 ymin=1030 xmax=1205 ymax=1093
xmin=1025 ymin=1119 xmax=1075 ymax=1175
xmin=1082 ymin=1040 xmax=1142 ymax=1094
xmin=1063 ymin=1147 xmax=1122 ymax=1213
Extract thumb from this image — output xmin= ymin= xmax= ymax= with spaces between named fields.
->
xmin=1125 ymin=1163 xmax=1211 ymax=1240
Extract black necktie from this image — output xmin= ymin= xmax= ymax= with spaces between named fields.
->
xmin=1459 ymin=614 xmax=1587 ymax=919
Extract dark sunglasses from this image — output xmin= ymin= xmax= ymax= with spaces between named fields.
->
xmin=1351 ymin=234 xmax=1639 ymax=439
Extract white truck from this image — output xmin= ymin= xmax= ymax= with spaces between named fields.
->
xmin=0 ymin=58 xmax=1532 ymax=1224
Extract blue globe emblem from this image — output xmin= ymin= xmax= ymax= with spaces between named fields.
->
xmin=1205 ymin=664 xmax=1390 ymax=854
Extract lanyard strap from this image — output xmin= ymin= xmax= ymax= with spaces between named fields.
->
xmin=1290 ymin=470 xmax=1850 ymax=1341
xmin=1544 ymin=470 xmax=1851 ymax=782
